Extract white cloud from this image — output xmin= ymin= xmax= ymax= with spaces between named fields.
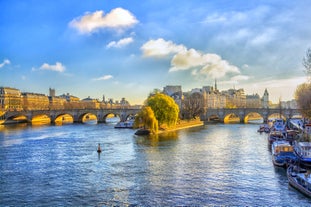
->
xmin=169 ymin=49 xmax=208 ymax=71
xmin=40 ymin=62 xmax=65 ymax=72
xmin=142 ymin=38 xmax=242 ymax=79
xmin=141 ymin=38 xmax=186 ymax=57
xmin=93 ymin=75 xmax=113 ymax=81
xmin=169 ymin=48 xmax=240 ymax=79
xmin=107 ymin=37 xmax=134 ymax=48
xmin=0 ymin=59 xmax=10 ymax=68
xmin=199 ymin=59 xmax=240 ymax=79
xmin=220 ymin=75 xmax=251 ymax=85
xmin=231 ymin=75 xmax=250 ymax=81
xmin=69 ymin=8 xmax=138 ymax=34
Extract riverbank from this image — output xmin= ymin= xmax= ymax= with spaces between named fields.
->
xmin=158 ymin=119 xmax=204 ymax=134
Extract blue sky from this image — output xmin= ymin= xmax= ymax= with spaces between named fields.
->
xmin=1 ymin=0 xmax=310 ymax=104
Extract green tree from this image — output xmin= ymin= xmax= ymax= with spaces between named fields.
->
xmin=146 ymin=93 xmax=179 ymax=127
xmin=134 ymin=106 xmax=158 ymax=134
xmin=295 ymin=82 xmax=311 ymax=118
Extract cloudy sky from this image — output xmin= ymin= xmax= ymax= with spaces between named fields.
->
xmin=1 ymin=0 xmax=310 ymax=104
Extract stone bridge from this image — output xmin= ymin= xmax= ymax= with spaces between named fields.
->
xmin=202 ymin=108 xmax=301 ymax=123
xmin=1 ymin=107 xmax=141 ymax=124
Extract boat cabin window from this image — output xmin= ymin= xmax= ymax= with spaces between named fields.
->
xmin=281 ymin=146 xmax=293 ymax=152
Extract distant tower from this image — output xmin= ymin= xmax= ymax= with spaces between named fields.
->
xmin=262 ymin=88 xmax=269 ymax=108
xmin=102 ymin=94 xmax=106 ymax=103
xmin=49 ymin=88 xmax=55 ymax=97
xmin=214 ymin=79 xmax=217 ymax=91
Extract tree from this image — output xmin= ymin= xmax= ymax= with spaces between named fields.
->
xmin=134 ymin=106 xmax=158 ymax=134
xmin=295 ymin=82 xmax=311 ymax=118
xmin=303 ymin=48 xmax=311 ymax=80
xmin=295 ymin=48 xmax=311 ymax=118
xmin=146 ymin=93 xmax=179 ymax=127
xmin=182 ymin=92 xmax=204 ymax=119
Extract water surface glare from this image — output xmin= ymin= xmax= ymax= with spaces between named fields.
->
xmin=1 ymin=123 xmax=311 ymax=206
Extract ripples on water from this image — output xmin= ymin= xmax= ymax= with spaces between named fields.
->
xmin=1 ymin=123 xmax=311 ymax=206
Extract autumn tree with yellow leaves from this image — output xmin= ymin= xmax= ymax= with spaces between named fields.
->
xmin=134 ymin=92 xmax=179 ymax=133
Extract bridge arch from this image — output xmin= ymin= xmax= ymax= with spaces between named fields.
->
xmin=54 ymin=113 xmax=74 ymax=125
xmin=268 ymin=113 xmax=287 ymax=121
xmin=102 ymin=113 xmax=120 ymax=123
xmin=224 ymin=113 xmax=240 ymax=123
xmin=78 ymin=112 xmax=98 ymax=124
xmin=4 ymin=114 xmax=28 ymax=124
xmin=244 ymin=112 xmax=264 ymax=124
xmin=31 ymin=114 xmax=51 ymax=125
xmin=206 ymin=114 xmax=221 ymax=122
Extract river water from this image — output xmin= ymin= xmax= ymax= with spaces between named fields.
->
xmin=1 ymin=122 xmax=311 ymax=206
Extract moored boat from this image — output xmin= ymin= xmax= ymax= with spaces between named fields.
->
xmin=258 ymin=124 xmax=270 ymax=133
xmin=268 ymin=131 xmax=285 ymax=145
xmin=272 ymin=118 xmax=286 ymax=132
xmin=287 ymin=165 xmax=311 ymax=198
xmin=271 ymin=141 xmax=297 ymax=167
xmin=115 ymin=116 xmax=135 ymax=128
xmin=114 ymin=120 xmax=134 ymax=128
xmin=134 ymin=129 xmax=150 ymax=135
xmin=285 ymin=129 xmax=298 ymax=143
xmin=294 ymin=142 xmax=311 ymax=168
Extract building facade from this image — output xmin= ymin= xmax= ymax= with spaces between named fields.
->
xmin=262 ymin=88 xmax=269 ymax=108
xmin=246 ymin=94 xmax=261 ymax=108
xmin=0 ymin=87 xmax=22 ymax=110
xmin=202 ymin=86 xmax=226 ymax=109
xmin=22 ymin=92 xmax=50 ymax=110
xmin=163 ymin=85 xmax=183 ymax=109
xmin=222 ymin=88 xmax=246 ymax=108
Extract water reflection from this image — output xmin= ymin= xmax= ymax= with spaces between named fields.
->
xmin=135 ymin=131 xmax=178 ymax=147
xmin=1 ymin=124 xmax=311 ymax=206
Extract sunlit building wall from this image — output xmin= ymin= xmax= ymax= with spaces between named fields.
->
xmin=222 ymin=88 xmax=246 ymax=108
xmin=201 ymin=86 xmax=226 ymax=109
xmin=22 ymin=92 xmax=49 ymax=110
xmin=81 ymin=96 xmax=100 ymax=109
xmin=49 ymin=96 xmax=66 ymax=110
xmin=0 ymin=87 xmax=22 ymax=111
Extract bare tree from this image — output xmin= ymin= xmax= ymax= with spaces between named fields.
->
xmin=182 ymin=92 xmax=204 ymax=119
xmin=295 ymin=83 xmax=311 ymax=118
xmin=303 ymin=48 xmax=311 ymax=81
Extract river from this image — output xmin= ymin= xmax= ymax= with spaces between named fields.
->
xmin=1 ymin=122 xmax=311 ymax=206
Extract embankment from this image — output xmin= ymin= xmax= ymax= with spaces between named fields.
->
xmin=158 ymin=119 xmax=204 ymax=134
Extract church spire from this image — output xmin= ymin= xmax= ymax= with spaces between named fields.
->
xmin=214 ymin=79 xmax=217 ymax=91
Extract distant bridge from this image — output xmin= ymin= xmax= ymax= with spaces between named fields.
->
xmin=1 ymin=107 xmax=302 ymax=125
xmin=202 ymin=108 xmax=301 ymax=123
xmin=1 ymin=107 xmax=141 ymax=124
